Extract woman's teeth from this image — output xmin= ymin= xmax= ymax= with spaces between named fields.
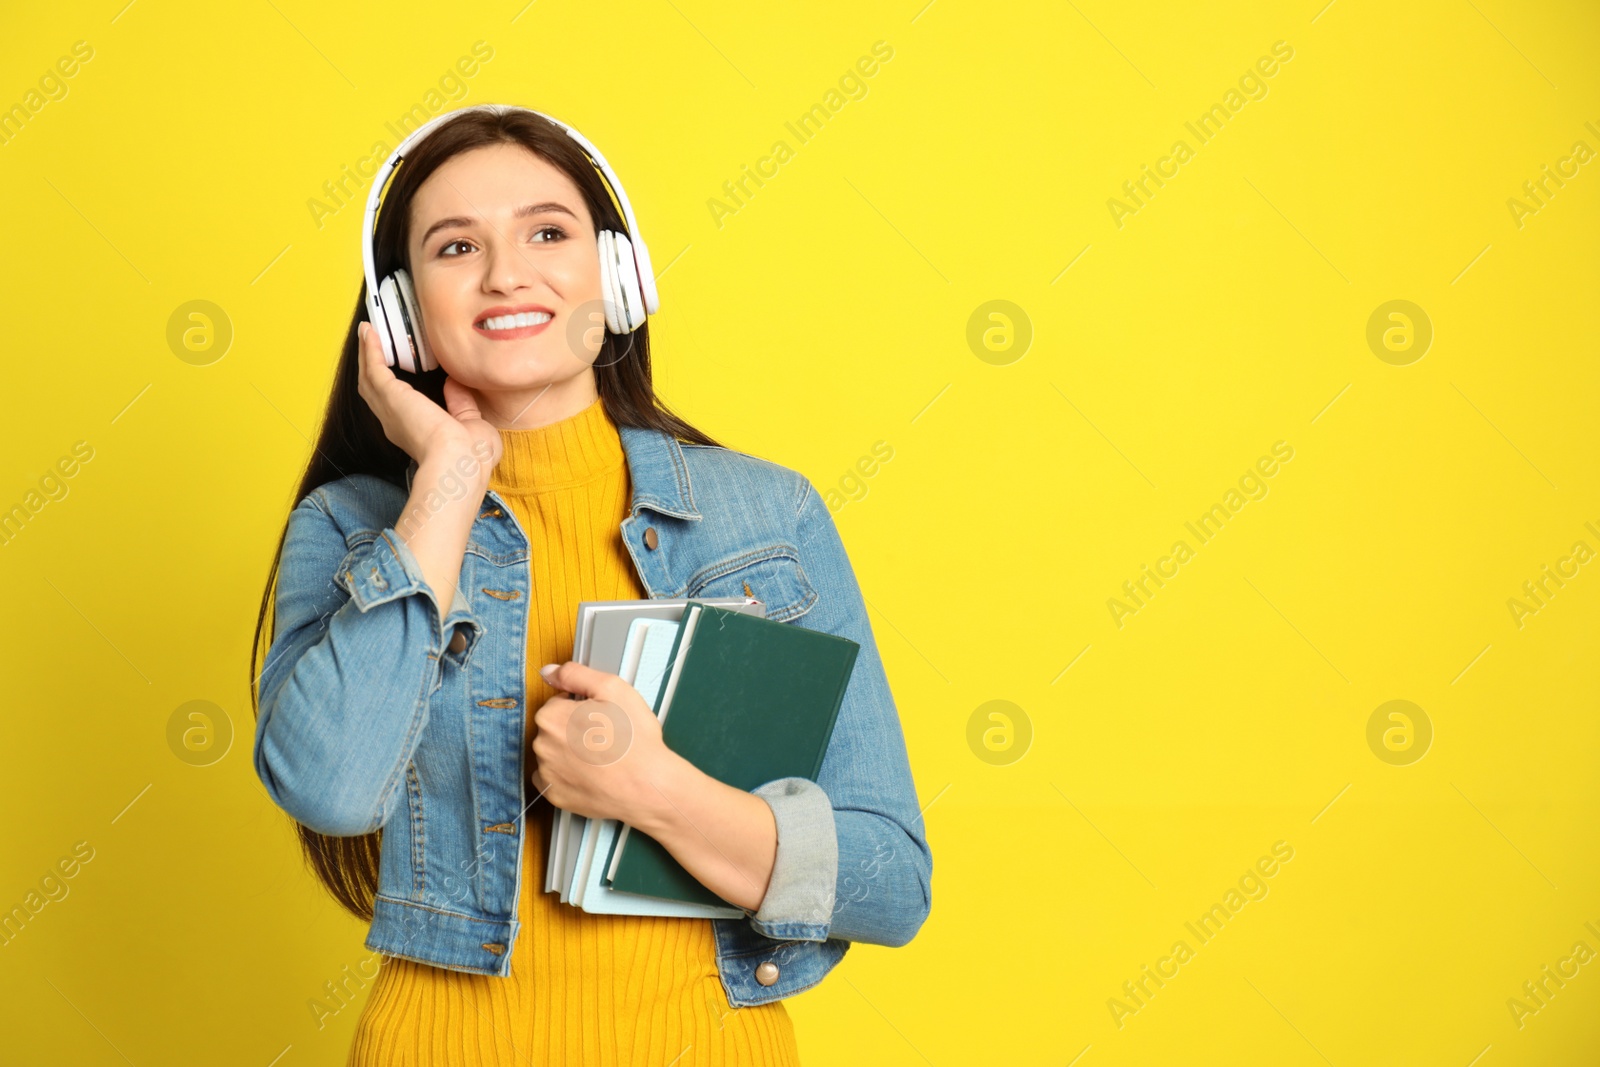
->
xmin=480 ymin=311 xmax=553 ymax=330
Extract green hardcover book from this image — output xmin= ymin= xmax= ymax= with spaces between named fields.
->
xmin=601 ymin=600 xmax=860 ymax=907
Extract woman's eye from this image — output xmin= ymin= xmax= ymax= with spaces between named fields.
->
xmin=438 ymin=227 xmax=564 ymax=257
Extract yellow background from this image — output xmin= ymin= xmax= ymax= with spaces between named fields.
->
xmin=1 ymin=1 xmax=1597 ymax=1063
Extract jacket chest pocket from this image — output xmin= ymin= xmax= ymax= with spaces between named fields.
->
xmin=684 ymin=546 xmax=818 ymax=623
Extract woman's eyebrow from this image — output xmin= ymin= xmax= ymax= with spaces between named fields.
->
xmin=420 ymin=201 xmax=577 ymax=245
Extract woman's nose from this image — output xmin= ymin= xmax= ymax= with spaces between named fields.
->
xmin=484 ymin=239 xmax=545 ymax=293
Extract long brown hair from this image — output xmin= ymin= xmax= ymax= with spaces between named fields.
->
xmin=248 ymin=106 xmax=722 ymax=923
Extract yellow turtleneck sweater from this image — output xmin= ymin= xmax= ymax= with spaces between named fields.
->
xmin=347 ymin=396 xmax=801 ymax=1066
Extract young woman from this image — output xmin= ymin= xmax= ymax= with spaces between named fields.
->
xmin=250 ymin=105 xmax=931 ymax=1065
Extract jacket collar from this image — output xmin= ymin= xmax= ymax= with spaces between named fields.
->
xmin=402 ymin=422 xmax=701 ymax=521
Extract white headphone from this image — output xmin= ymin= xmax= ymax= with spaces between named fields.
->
xmin=361 ymin=104 xmax=659 ymax=373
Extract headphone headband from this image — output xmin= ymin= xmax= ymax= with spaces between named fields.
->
xmin=360 ymin=104 xmax=659 ymax=341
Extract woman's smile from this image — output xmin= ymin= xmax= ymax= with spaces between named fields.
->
xmin=475 ymin=303 xmax=556 ymax=340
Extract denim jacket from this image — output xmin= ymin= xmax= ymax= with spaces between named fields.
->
xmin=253 ymin=422 xmax=932 ymax=1007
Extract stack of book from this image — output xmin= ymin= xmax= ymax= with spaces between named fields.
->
xmin=543 ymin=597 xmax=860 ymax=917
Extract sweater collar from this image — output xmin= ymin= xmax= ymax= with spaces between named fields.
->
xmin=485 ymin=396 xmax=621 ymax=493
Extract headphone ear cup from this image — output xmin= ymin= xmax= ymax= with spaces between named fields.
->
xmin=597 ymin=230 xmax=623 ymax=335
xmin=392 ymin=269 xmax=436 ymax=372
xmin=376 ymin=275 xmax=412 ymax=372
xmin=607 ymin=230 xmax=646 ymax=334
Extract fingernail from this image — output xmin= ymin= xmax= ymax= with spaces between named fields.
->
xmin=539 ymin=663 xmax=559 ymax=682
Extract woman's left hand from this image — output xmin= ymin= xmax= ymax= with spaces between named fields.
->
xmin=529 ymin=661 xmax=679 ymax=824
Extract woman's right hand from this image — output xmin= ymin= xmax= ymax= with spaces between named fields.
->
xmin=356 ymin=320 xmax=502 ymax=478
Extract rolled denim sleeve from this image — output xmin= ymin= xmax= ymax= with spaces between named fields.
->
xmin=743 ymin=777 xmax=839 ymax=940
xmin=739 ymin=477 xmax=933 ymax=948
xmin=254 ymin=489 xmax=480 ymax=837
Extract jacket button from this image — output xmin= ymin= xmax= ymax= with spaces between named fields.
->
xmin=755 ymin=961 xmax=779 ymax=986
xmin=448 ymin=627 xmax=467 ymax=654
xmin=643 ymin=527 xmax=659 ymax=550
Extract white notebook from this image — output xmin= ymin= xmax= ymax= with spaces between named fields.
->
xmin=542 ymin=596 xmax=764 ymax=914
xmin=564 ymin=617 xmax=741 ymax=919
